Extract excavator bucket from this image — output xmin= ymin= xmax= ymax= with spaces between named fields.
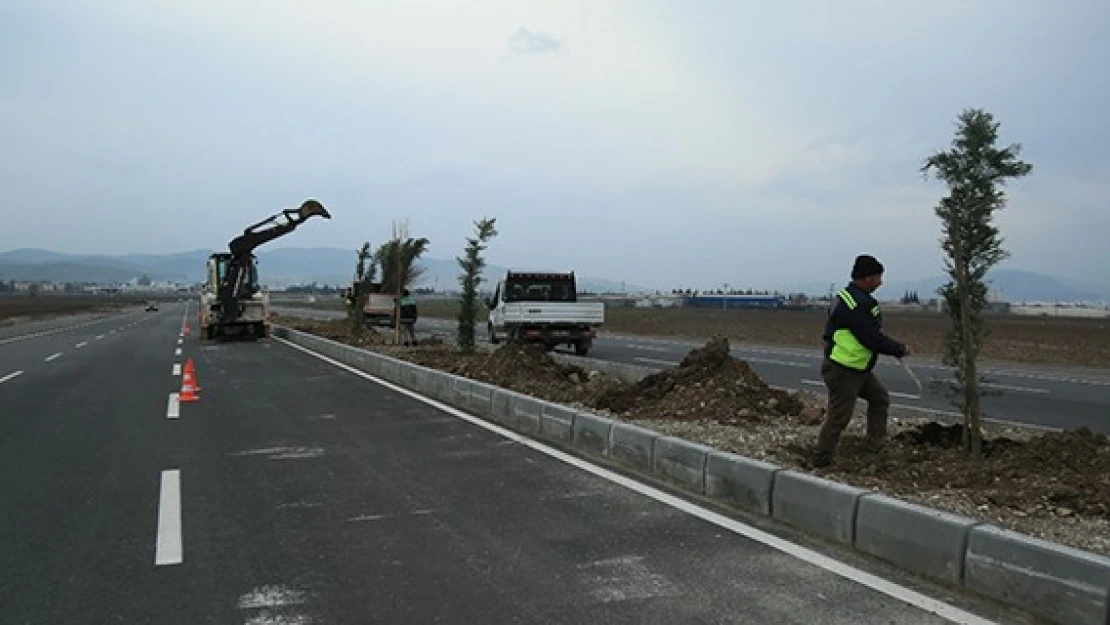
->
xmin=298 ymin=199 xmax=331 ymax=221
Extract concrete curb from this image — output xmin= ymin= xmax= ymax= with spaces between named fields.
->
xmin=965 ymin=525 xmax=1110 ymax=625
xmin=704 ymin=452 xmax=780 ymax=516
xmin=652 ymin=436 xmax=712 ymax=494
xmin=855 ymin=494 xmax=980 ymax=586
xmin=772 ymin=470 xmax=865 ymax=546
xmin=271 ymin=326 xmax=1110 ymax=625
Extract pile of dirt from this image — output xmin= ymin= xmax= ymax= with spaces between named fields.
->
xmin=780 ymin=423 xmax=1110 ymax=520
xmin=398 ymin=342 xmax=624 ymax=405
xmin=286 ymin=317 xmax=386 ymax=348
xmin=595 ymin=336 xmax=807 ymax=424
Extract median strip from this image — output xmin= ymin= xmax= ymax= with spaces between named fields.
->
xmin=271 ymin=326 xmax=1110 ymax=625
xmin=272 ymin=330 xmax=1000 ymax=625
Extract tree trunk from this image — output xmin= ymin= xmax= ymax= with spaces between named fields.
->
xmin=954 ymin=240 xmax=983 ymax=458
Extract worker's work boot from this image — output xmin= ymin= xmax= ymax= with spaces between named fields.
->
xmin=811 ymin=450 xmax=833 ymax=468
xmin=864 ymin=437 xmax=887 ymax=453
xmin=297 ymin=199 xmax=331 ymax=221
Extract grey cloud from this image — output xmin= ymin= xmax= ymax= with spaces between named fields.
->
xmin=507 ymin=28 xmax=560 ymax=55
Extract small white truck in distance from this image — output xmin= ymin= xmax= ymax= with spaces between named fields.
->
xmin=486 ymin=270 xmax=605 ymax=355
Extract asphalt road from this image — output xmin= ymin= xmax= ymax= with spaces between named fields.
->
xmin=0 ymin=304 xmax=1040 ymax=623
xmin=274 ymin=307 xmax=1110 ymax=435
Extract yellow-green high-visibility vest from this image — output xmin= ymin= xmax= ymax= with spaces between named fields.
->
xmin=829 ymin=288 xmax=878 ymax=371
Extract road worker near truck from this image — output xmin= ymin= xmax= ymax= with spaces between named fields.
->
xmin=814 ymin=254 xmax=912 ymax=467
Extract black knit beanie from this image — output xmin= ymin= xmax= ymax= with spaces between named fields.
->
xmin=851 ymin=254 xmax=885 ymax=279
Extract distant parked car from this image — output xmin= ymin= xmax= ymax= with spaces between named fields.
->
xmin=145 ymin=301 xmax=159 ymax=311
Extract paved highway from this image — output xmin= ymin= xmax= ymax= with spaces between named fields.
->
xmin=275 ymin=307 xmax=1110 ymax=435
xmin=0 ymin=304 xmax=1040 ymax=623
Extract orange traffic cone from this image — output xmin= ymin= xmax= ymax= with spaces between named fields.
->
xmin=184 ymin=357 xmax=195 ymax=375
xmin=180 ymin=364 xmax=201 ymax=402
xmin=180 ymin=377 xmax=200 ymax=402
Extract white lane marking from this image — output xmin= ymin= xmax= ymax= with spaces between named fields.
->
xmin=167 ymin=393 xmax=180 ymax=419
xmin=236 ymin=586 xmax=306 ymax=609
xmin=75 ymin=341 xmax=88 ymax=349
xmin=634 ymin=357 xmax=680 ymax=367
xmin=628 ymin=343 xmax=670 ymax=353
xmin=0 ymin=370 xmax=24 ymax=384
xmin=174 ymin=347 xmax=182 ymax=356
xmin=743 ymin=356 xmax=811 ymax=368
xmin=96 ymin=334 xmax=105 ymax=340
xmin=276 ymin=337 xmax=999 ymax=625
xmin=155 ymin=469 xmax=183 ymax=566
xmin=802 ymin=379 xmax=824 ymax=387
xmin=172 ymin=363 xmax=181 ymax=376
xmin=177 ymin=338 xmax=183 ymax=345
xmin=889 ymin=403 xmax=1062 ymax=432
xmin=980 ymin=382 xmax=1050 ymax=395
xmin=0 ymin=313 xmax=137 ymax=346
xmin=109 ymin=329 xmax=117 ymax=334
xmin=44 ymin=352 xmax=63 ymax=362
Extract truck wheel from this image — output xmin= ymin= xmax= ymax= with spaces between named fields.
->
xmin=488 ymin=323 xmax=499 ymax=344
xmin=574 ymin=339 xmax=592 ymax=356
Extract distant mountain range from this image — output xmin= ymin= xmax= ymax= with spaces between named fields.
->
xmin=0 ymin=247 xmax=650 ymax=294
xmin=1 ymin=248 xmax=1103 ymax=302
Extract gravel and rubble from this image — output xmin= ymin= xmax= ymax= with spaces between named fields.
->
xmin=283 ymin=315 xmax=1110 ymax=556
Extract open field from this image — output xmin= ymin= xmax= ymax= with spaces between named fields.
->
xmin=0 ymin=295 xmax=159 ymax=323
xmin=411 ymin=298 xmax=1110 ymax=368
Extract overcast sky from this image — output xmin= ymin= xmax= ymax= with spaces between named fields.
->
xmin=2 ymin=0 xmax=1107 ymax=291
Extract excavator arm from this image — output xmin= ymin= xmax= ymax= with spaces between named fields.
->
xmin=219 ymin=199 xmax=331 ymax=320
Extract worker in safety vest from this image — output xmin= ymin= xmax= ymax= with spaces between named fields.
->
xmin=814 ymin=255 xmax=912 ymax=467
xmin=396 ymin=289 xmax=419 ymax=346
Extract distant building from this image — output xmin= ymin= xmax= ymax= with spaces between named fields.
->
xmin=685 ymin=294 xmax=787 ymax=310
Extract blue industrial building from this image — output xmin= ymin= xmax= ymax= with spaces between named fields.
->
xmin=684 ymin=294 xmax=787 ymax=309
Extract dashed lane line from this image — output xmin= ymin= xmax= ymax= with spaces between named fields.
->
xmin=44 ymin=352 xmax=62 ymax=362
xmin=155 ymin=470 xmax=183 ymax=566
xmin=0 ymin=370 xmax=24 ymax=384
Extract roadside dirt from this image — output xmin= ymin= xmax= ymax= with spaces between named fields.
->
xmin=285 ymin=315 xmax=1110 ymax=556
xmin=594 ymin=336 xmax=808 ymax=424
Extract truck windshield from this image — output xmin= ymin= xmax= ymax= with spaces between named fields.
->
xmin=504 ymin=276 xmax=576 ymax=302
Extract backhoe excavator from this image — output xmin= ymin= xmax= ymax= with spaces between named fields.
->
xmin=199 ymin=199 xmax=331 ymax=340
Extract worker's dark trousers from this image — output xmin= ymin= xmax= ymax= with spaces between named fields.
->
xmin=815 ymin=358 xmax=891 ymax=460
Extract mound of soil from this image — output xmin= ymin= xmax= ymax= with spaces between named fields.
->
xmin=399 ymin=342 xmax=624 ymax=405
xmin=287 ymin=318 xmax=386 ymax=348
xmin=595 ymin=336 xmax=806 ymax=423
xmin=781 ymin=423 xmax=1110 ymax=519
